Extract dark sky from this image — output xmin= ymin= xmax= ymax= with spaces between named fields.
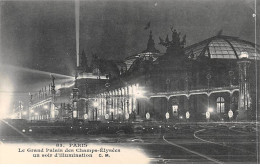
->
xmin=0 ymin=0 xmax=259 ymax=113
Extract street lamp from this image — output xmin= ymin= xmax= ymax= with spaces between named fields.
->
xmin=165 ymin=112 xmax=170 ymax=120
xmin=133 ymin=85 xmax=145 ymax=98
xmin=228 ymin=109 xmax=233 ymax=121
xmin=93 ymin=102 xmax=98 ymax=107
xmin=105 ymin=114 xmax=109 ymax=120
xmin=186 ymin=111 xmax=190 ymax=120
xmin=43 ymin=105 xmax=48 ymax=109
xmin=207 ymin=107 xmax=213 ymax=113
xmin=84 ymin=113 xmax=88 ymax=120
xmin=146 ymin=112 xmax=150 ymax=120
xmin=206 ymin=111 xmax=210 ymax=121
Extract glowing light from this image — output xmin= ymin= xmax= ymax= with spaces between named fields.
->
xmin=93 ymin=101 xmax=98 ymax=107
xmin=207 ymin=107 xmax=213 ymax=113
xmin=43 ymin=105 xmax=48 ymax=109
xmin=0 ymin=73 xmax=13 ymax=119
xmin=179 ymin=115 xmax=183 ymax=119
xmin=146 ymin=112 xmax=150 ymax=119
xmin=22 ymin=111 xmax=27 ymax=115
xmin=206 ymin=111 xmax=210 ymax=119
xmin=172 ymin=105 xmax=178 ymax=112
xmin=228 ymin=110 xmax=233 ymax=118
xmin=133 ymin=85 xmax=145 ymax=98
xmin=35 ymin=112 xmax=38 ymax=116
xmin=30 ymin=109 xmax=34 ymax=113
xmin=125 ymin=113 xmax=129 ymax=120
xmin=73 ymin=110 xmax=77 ymax=118
xmin=165 ymin=112 xmax=170 ymax=119
xmin=239 ymin=52 xmax=249 ymax=59
xmin=105 ymin=114 xmax=109 ymax=119
xmin=186 ymin=111 xmax=190 ymax=119
xmin=84 ymin=114 xmax=88 ymax=120
xmin=2 ymin=65 xmax=73 ymax=78
xmin=75 ymin=0 xmax=80 ymax=67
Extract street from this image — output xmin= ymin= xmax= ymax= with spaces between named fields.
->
xmin=0 ymin=120 xmax=258 ymax=164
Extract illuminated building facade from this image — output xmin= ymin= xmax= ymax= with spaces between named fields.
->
xmin=29 ymin=30 xmax=259 ymax=123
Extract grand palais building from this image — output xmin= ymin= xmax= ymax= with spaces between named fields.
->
xmin=28 ymin=29 xmax=259 ymax=123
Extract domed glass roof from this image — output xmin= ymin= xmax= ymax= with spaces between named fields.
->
xmin=185 ymin=35 xmax=260 ymax=60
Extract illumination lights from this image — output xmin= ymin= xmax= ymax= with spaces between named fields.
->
xmin=146 ymin=112 xmax=150 ymax=120
xmin=165 ymin=112 xmax=170 ymax=119
xmin=84 ymin=113 xmax=88 ymax=120
xmin=133 ymin=84 xmax=145 ymax=98
xmin=228 ymin=109 xmax=233 ymax=119
xmin=93 ymin=101 xmax=98 ymax=107
xmin=207 ymin=107 xmax=213 ymax=113
xmin=239 ymin=52 xmax=249 ymax=59
xmin=186 ymin=111 xmax=190 ymax=119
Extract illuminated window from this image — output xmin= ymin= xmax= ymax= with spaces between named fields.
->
xmin=216 ymin=97 xmax=225 ymax=113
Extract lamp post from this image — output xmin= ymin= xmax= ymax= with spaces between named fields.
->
xmin=206 ymin=73 xmax=212 ymax=121
xmin=206 ymin=73 xmax=211 ymax=107
xmin=237 ymin=52 xmax=251 ymax=120
xmin=206 ymin=107 xmax=213 ymax=122
xmin=165 ymin=112 xmax=169 ymax=127
xmin=50 ymin=74 xmax=56 ymax=120
xmin=146 ymin=112 xmax=150 ymax=120
xmin=228 ymin=109 xmax=233 ymax=121
xmin=186 ymin=111 xmax=190 ymax=122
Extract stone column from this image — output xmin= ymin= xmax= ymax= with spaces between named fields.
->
xmin=237 ymin=56 xmax=251 ymax=120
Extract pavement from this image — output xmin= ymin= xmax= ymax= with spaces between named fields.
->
xmin=0 ymin=119 xmax=258 ymax=164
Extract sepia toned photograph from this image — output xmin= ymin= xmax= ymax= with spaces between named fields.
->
xmin=0 ymin=0 xmax=259 ymax=164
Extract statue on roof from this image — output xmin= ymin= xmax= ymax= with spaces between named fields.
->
xmin=159 ymin=27 xmax=186 ymax=54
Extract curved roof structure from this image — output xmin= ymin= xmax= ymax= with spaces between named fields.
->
xmin=185 ymin=35 xmax=260 ymax=60
xmin=124 ymin=31 xmax=162 ymax=70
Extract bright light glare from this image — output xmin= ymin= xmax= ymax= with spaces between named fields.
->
xmin=0 ymin=74 xmax=13 ymax=119
xmin=93 ymin=102 xmax=98 ymax=107
xmin=22 ymin=111 xmax=27 ymax=115
xmin=207 ymin=107 xmax=213 ymax=112
xmin=239 ymin=52 xmax=249 ymax=59
xmin=43 ymin=105 xmax=48 ymax=109
xmin=133 ymin=85 xmax=145 ymax=98
xmin=30 ymin=109 xmax=34 ymax=113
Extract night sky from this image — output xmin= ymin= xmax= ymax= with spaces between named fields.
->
xmin=0 ymin=0 xmax=259 ymax=115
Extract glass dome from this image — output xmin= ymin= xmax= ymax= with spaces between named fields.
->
xmin=185 ymin=35 xmax=260 ymax=60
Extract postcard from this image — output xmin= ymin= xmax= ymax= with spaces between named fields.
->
xmin=0 ymin=0 xmax=259 ymax=164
